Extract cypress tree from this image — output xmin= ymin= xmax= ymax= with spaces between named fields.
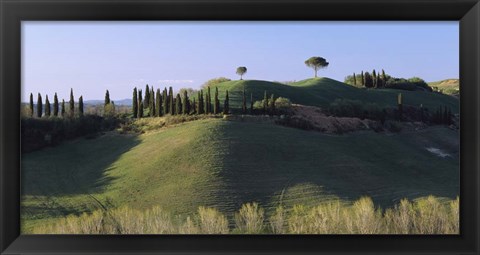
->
xmin=169 ymin=88 xmax=175 ymax=115
xmin=150 ymin=87 xmax=155 ymax=117
xmin=198 ymin=91 xmax=204 ymax=114
xmin=53 ymin=93 xmax=59 ymax=117
xmin=353 ymin=73 xmax=356 ymax=86
xmin=61 ymin=99 xmax=65 ymax=117
xmin=175 ymin=94 xmax=182 ymax=115
xmin=29 ymin=93 xmax=34 ymax=117
xmin=163 ymin=88 xmax=168 ymax=115
xmin=372 ymin=69 xmax=377 ymax=88
xmin=69 ymin=88 xmax=75 ymax=117
xmin=214 ymin=87 xmax=219 ymax=114
xmin=37 ymin=93 xmax=43 ymax=118
xmin=361 ymin=71 xmax=365 ymax=86
xmin=242 ymin=86 xmax=247 ymax=114
xmin=223 ymin=90 xmax=229 ymax=114
xmin=45 ymin=95 xmax=51 ymax=117
xmin=183 ymin=90 xmax=189 ymax=115
xmin=382 ymin=69 xmax=387 ymax=83
xmin=364 ymin=72 xmax=373 ymax=88
xmin=79 ymin=96 xmax=84 ymax=117
xmin=205 ymin=87 xmax=210 ymax=114
xmin=270 ymin=94 xmax=275 ymax=114
xmin=250 ymin=93 xmax=254 ymax=114
xmin=105 ymin=90 xmax=110 ymax=106
xmin=138 ymin=89 xmax=143 ymax=118
xmin=263 ymin=90 xmax=268 ymax=114
xmin=132 ymin=88 xmax=138 ymax=118
xmin=156 ymin=88 xmax=162 ymax=117
xmin=144 ymin=84 xmax=150 ymax=109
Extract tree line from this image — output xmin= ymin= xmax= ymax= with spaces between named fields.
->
xmin=28 ymin=89 xmax=84 ymax=118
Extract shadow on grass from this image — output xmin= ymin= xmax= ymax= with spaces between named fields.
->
xmin=21 ymin=133 xmax=141 ymax=197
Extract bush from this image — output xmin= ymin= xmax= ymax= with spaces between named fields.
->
xmin=274 ymin=97 xmax=293 ymax=115
xmin=201 ymin=77 xmax=231 ymax=89
xmin=197 ymin=207 xmax=229 ymax=234
xmin=385 ymin=77 xmax=433 ymax=92
xmin=235 ymin=202 xmax=265 ymax=234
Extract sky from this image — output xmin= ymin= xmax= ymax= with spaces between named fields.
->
xmin=22 ymin=21 xmax=459 ymax=102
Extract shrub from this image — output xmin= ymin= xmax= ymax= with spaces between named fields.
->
xmin=269 ymin=206 xmax=286 ymax=234
xmin=274 ymin=97 xmax=293 ymax=114
xmin=235 ymin=202 xmax=265 ymax=234
xmin=197 ymin=207 xmax=229 ymax=234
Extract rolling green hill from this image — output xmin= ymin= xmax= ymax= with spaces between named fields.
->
xmin=213 ymin=78 xmax=459 ymax=113
xmin=428 ymin=79 xmax=460 ymax=96
xmin=21 ymin=118 xmax=459 ymax=232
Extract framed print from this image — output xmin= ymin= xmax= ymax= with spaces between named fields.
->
xmin=1 ymin=0 xmax=479 ymax=254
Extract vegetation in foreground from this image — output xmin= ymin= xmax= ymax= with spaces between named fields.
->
xmin=28 ymin=196 xmax=459 ymax=234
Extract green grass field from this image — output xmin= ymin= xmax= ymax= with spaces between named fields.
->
xmin=21 ymin=118 xmax=459 ymax=232
xmin=428 ymin=79 xmax=460 ymax=96
xmin=213 ymin=78 xmax=459 ymax=113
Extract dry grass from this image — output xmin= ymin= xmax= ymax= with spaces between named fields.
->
xmin=29 ymin=196 xmax=459 ymax=234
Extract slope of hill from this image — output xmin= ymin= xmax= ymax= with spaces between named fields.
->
xmin=428 ymin=79 xmax=459 ymax=96
xmin=214 ymin=78 xmax=459 ymax=113
xmin=21 ymin=118 xmax=459 ymax=232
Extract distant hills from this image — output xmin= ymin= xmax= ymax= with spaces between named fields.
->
xmin=84 ymin=98 xmax=132 ymax=106
xmin=428 ymin=79 xmax=459 ymax=96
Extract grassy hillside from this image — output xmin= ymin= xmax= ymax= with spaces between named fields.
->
xmin=21 ymin=118 xmax=459 ymax=232
xmin=213 ymin=78 xmax=459 ymax=113
xmin=428 ymin=79 xmax=459 ymax=96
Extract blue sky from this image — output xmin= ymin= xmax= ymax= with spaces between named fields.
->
xmin=22 ymin=21 xmax=459 ymax=101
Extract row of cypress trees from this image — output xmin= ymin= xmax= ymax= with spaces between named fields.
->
xmin=132 ymin=85 xmax=231 ymax=118
xmin=28 ymin=89 xmax=83 ymax=118
xmin=352 ymin=69 xmax=388 ymax=88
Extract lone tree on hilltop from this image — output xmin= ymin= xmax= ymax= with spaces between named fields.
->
xmin=132 ymin=88 xmax=138 ymax=118
xmin=304 ymin=56 xmax=329 ymax=78
xmin=236 ymin=67 xmax=247 ymax=80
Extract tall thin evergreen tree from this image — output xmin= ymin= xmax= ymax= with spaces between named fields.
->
xmin=372 ymin=70 xmax=377 ymax=88
xmin=162 ymin=88 xmax=168 ymax=115
xmin=61 ymin=99 xmax=65 ymax=117
xmin=169 ymin=87 xmax=175 ymax=115
xmin=69 ymin=88 xmax=75 ymax=118
xmin=144 ymin=84 xmax=150 ymax=109
xmin=223 ymin=90 xmax=229 ymax=114
xmin=361 ymin=71 xmax=365 ymax=86
xmin=132 ymin=88 xmax=138 ymax=118
xmin=29 ymin=93 xmax=34 ymax=117
xmin=156 ymin=88 xmax=162 ymax=117
xmin=105 ymin=90 xmax=111 ymax=106
xmin=198 ymin=91 xmax=204 ymax=114
xmin=37 ymin=93 xmax=43 ymax=118
xmin=79 ymin=96 xmax=84 ymax=117
xmin=183 ymin=90 xmax=189 ymax=115
xmin=353 ymin=73 xmax=356 ymax=86
xmin=214 ymin=87 xmax=219 ymax=114
xmin=138 ymin=89 xmax=143 ymax=118
xmin=150 ymin=87 xmax=155 ymax=117
xmin=53 ymin=93 xmax=59 ymax=117
xmin=45 ymin=95 xmax=51 ymax=117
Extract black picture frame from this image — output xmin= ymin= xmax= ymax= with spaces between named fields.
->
xmin=1 ymin=0 xmax=479 ymax=254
